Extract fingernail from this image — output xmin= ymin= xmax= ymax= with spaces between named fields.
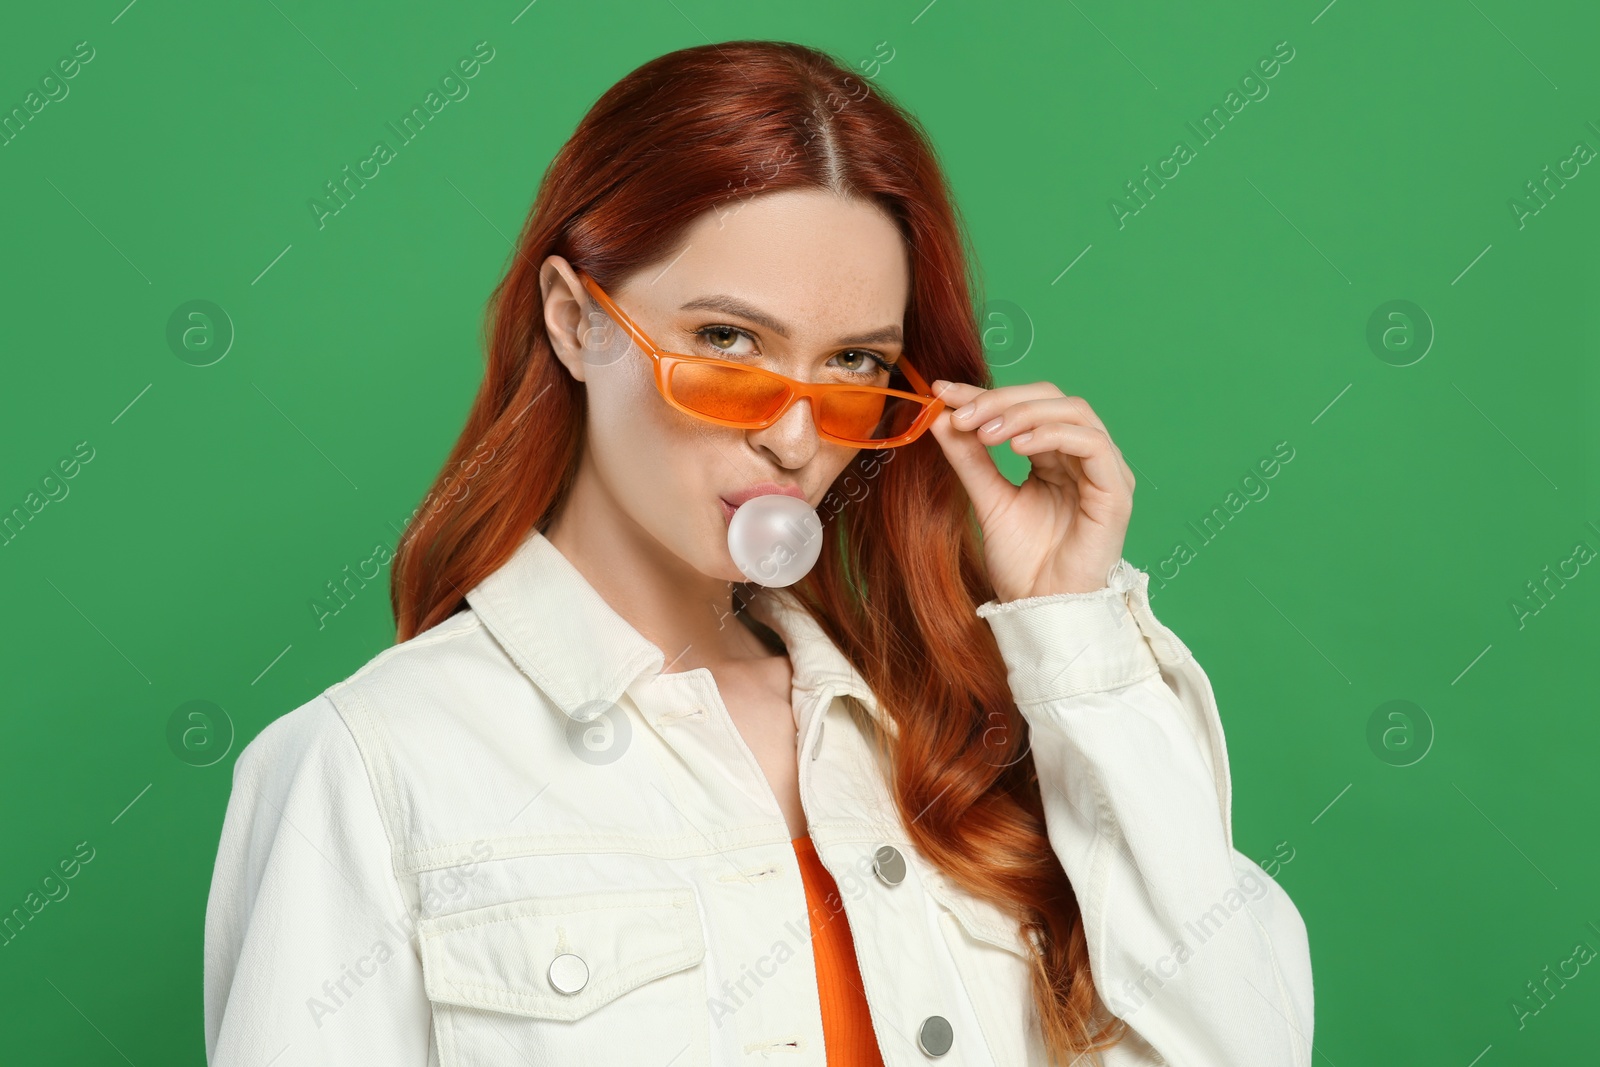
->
xmin=932 ymin=379 xmax=950 ymax=394
xmin=954 ymin=403 xmax=976 ymax=420
xmin=980 ymin=417 xmax=1004 ymax=434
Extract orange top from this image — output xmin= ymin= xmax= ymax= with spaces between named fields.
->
xmin=792 ymin=835 xmax=887 ymax=1066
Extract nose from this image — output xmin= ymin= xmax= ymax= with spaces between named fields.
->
xmin=747 ymin=394 xmax=822 ymax=470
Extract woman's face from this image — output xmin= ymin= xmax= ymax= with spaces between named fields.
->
xmin=541 ymin=188 xmax=911 ymax=585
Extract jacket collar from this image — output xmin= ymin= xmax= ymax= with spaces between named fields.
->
xmin=463 ymin=527 xmax=892 ymax=736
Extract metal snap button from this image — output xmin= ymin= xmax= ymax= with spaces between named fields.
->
xmin=548 ymin=952 xmax=588 ymax=995
xmin=918 ymin=1014 xmax=953 ymax=1056
xmin=871 ymin=844 xmax=906 ymax=887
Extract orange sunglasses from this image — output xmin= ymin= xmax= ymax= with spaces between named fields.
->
xmin=575 ymin=269 xmax=946 ymax=449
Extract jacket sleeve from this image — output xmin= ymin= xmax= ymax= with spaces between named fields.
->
xmin=976 ymin=560 xmax=1314 ymax=1067
xmin=203 ymin=692 xmax=432 ymax=1066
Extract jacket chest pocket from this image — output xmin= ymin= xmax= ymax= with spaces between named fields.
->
xmin=417 ymin=886 xmax=710 ymax=1066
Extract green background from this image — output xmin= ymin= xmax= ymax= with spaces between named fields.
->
xmin=2 ymin=0 xmax=1595 ymax=1062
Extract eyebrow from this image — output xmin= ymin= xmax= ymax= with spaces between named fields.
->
xmin=678 ymin=295 xmax=903 ymax=347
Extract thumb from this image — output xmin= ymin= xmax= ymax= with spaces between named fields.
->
xmin=927 ymin=406 xmax=1017 ymax=520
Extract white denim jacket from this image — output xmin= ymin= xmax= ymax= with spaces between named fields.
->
xmin=204 ymin=527 xmax=1314 ymax=1066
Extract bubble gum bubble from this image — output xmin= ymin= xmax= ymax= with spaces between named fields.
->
xmin=727 ymin=494 xmax=823 ymax=587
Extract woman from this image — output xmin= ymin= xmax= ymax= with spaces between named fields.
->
xmin=204 ymin=40 xmax=1313 ymax=1067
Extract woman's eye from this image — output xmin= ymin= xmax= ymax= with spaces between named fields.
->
xmin=695 ymin=326 xmax=754 ymax=355
xmin=693 ymin=327 xmax=894 ymax=377
xmin=835 ymin=350 xmax=895 ymax=376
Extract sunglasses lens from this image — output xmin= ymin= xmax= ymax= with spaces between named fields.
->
xmin=669 ymin=361 xmax=789 ymax=422
xmin=816 ymin=389 xmax=923 ymax=444
xmin=668 ymin=362 xmax=928 ymax=445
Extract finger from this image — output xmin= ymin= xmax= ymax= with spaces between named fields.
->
xmin=964 ymin=396 xmax=1109 ymax=442
xmin=1026 ymin=394 xmax=1110 ymax=435
xmin=966 ymin=396 xmax=1133 ymax=492
xmin=927 ymin=405 xmax=1020 ymax=520
xmin=939 ymin=381 xmax=1066 ymax=433
xmin=932 ymin=384 xmax=1134 ymax=494
xmin=932 ymin=382 xmax=1110 ymax=436
xmin=932 ymin=380 xmax=979 ymax=402
xmin=1009 ymin=422 xmax=1133 ymax=497
xmin=1063 ymin=395 xmax=1111 ymax=436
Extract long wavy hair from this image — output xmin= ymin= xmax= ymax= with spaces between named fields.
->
xmin=390 ymin=39 xmax=1125 ymax=1063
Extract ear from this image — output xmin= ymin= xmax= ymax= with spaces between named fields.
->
xmin=538 ymin=255 xmax=594 ymax=383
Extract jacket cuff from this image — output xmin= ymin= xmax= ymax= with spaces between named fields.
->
xmin=975 ymin=559 xmax=1163 ymax=703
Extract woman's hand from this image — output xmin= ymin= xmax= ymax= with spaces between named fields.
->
xmin=927 ymin=379 xmax=1135 ymax=602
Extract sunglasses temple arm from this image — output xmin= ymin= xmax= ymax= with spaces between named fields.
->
xmin=579 ymin=275 xmax=658 ymax=363
xmin=896 ymin=358 xmax=944 ymax=406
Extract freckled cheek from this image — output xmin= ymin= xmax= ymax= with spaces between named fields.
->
xmin=816 ymin=447 xmax=862 ymax=500
xmin=586 ymin=368 xmax=728 ymax=506
xmin=586 ymin=357 xmax=674 ymax=437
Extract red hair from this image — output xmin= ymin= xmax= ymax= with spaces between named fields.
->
xmin=390 ymin=40 xmax=1125 ymax=1061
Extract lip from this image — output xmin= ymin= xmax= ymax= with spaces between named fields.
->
xmin=720 ymin=482 xmax=806 ymax=524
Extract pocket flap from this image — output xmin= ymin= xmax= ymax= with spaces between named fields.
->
xmin=923 ymin=872 xmax=1033 ymax=958
xmin=417 ymin=886 xmax=705 ymax=1022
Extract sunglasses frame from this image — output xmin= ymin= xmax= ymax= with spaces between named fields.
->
xmin=574 ymin=269 xmax=946 ymax=449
